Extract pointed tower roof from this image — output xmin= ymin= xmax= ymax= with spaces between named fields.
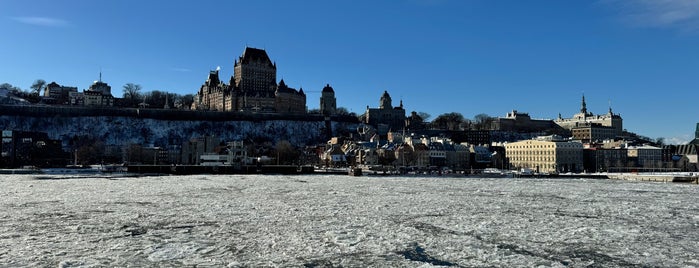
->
xmin=580 ymin=94 xmax=588 ymax=115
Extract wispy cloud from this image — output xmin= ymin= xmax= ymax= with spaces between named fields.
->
xmin=408 ymin=0 xmax=449 ymax=7
xmin=170 ymin=67 xmax=192 ymax=73
xmin=600 ymin=0 xmax=699 ymax=32
xmin=665 ymin=135 xmax=693 ymax=145
xmin=11 ymin=16 xmax=69 ymax=27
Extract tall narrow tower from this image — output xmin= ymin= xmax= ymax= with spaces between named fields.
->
xmin=380 ymin=90 xmax=392 ymax=109
xmin=580 ymin=94 xmax=588 ymax=115
xmin=320 ymin=84 xmax=336 ymax=116
xmin=232 ymin=47 xmax=277 ymax=110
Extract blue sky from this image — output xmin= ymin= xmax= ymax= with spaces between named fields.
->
xmin=1 ymin=0 xmax=698 ymax=143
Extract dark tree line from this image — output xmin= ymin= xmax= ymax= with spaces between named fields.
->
xmin=121 ymin=83 xmax=194 ymax=109
xmin=425 ymin=112 xmax=495 ymax=131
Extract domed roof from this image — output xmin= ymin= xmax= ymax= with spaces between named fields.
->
xmin=322 ymin=84 xmax=334 ymax=93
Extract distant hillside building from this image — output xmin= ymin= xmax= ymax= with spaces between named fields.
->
xmin=43 ymin=82 xmax=77 ymax=105
xmin=274 ymin=80 xmax=306 ymax=113
xmin=81 ymin=76 xmax=114 ymax=107
xmin=319 ymin=84 xmax=337 ymax=116
xmin=363 ymin=91 xmax=406 ymax=133
xmin=192 ymin=47 xmax=306 ymax=113
xmin=194 ymin=70 xmax=227 ymax=111
xmin=491 ymin=110 xmax=560 ymax=133
xmin=554 ymin=95 xmax=622 ymax=137
xmin=571 ymin=122 xmax=617 ymax=142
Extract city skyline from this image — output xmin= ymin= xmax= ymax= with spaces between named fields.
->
xmin=1 ymin=0 xmax=698 ymax=143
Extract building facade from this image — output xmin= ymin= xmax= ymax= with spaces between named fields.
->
xmin=554 ymin=95 xmax=623 ymax=137
xmin=193 ymin=70 xmax=228 ymax=111
xmin=43 ymin=82 xmax=77 ymax=105
xmin=274 ymin=80 xmax=306 ymax=113
xmin=192 ymin=47 xmax=307 ymax=113
xmin=583 ymin=146 xmax=628 ymax=172
xmin=363 ymin=91 xmax=406 ymax=132
xmin=83 ymin=79 xmax=114 ymax=106
xmin=571 ymin=122 xmax=617 ymax=142
xmin=1 ymin=130 xmax=65 ymax=168
xmin=627 ymin=145 xmax=662 ymax=168
xmin=505 ymin=136 xmax=583 ymax=173
xmin=232 ymin=47 xmax=277 ymax=111
xmin=492 ymin=110 xmax=560 ymax=133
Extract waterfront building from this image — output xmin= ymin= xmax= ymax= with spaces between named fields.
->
xmin=505 ymin=136 xmax=584 ymax=173
xmin=1 ymin=130 xmax=65 ymax=168
xmin=661 ymin=144 xmax=698 ymax=172
xmin=554 ymin=95 xmax=623 ymax=137
xmin=583 ymin=144 xmax=628 ymax=172
xmin=362 ymin=91 xmax=406 ymax=133
xmin=181 ymin=135 xmax=221 ymax=165
xmin=449 ymin=143 xmax=471 ymax=170
xmin=469 ymin=144 xmax=492 ymax=169
xmin=627 ymin=144 xmax=662 ymax=168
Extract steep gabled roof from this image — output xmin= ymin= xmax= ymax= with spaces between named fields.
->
xmin=239 ymin=47 xmax=275 ymax=67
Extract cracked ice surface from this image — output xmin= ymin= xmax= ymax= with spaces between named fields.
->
xmin=1 ymin=175 xmax=698 ymax=267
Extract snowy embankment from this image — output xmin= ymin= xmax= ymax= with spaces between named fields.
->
xmin=0 ymin=115 xmax=346 ymax=146
xmin=1 ymin=175 xmax=698 ymax=267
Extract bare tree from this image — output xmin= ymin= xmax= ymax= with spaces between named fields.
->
xmin=473 ymin=113 xmax=495 ymax=130
xmin=0 ymin=83 xmax=22 ymax=92
xmin=122 ymin=83 xmax=142 ymax=107
xmin=417 ymin=112 xmax=431 ymax=122
xmin=30 ymin=79 xmax=46 ymax=95
xmin=274 ymin=140 xmax=299 ymax=165
xmin=336 ymin=107 xmax=350 ymax=115
xmin=180 ymin=94 xmax=194 ymax=109
xmin=431 ymin=112 xmax=465 ymax=131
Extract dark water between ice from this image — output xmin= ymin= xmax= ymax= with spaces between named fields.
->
xmin=1 ymin=174 xmax=697 ymax=267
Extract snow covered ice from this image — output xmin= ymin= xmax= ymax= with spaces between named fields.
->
xmin=1 ymin=175 xmax=698 ymax=267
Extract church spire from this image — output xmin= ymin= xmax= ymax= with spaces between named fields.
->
xmin=608 ymin=99 xmax=613 ymax=115
xmin=580 ymin=94 xmax=588 ymax=115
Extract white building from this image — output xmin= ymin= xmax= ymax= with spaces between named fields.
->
xmin=505 ymin=137 xmax=583 ymax=173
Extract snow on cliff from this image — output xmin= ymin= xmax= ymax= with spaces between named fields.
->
xmin=0 ymin=115 xmax=353 ymax=146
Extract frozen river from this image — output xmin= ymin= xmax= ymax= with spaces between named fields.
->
xmin=1 ymin=174 xmax=698 ymax=267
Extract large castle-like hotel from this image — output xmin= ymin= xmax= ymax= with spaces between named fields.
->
xmin=192 ymin=47 xmax=331 ymax=114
